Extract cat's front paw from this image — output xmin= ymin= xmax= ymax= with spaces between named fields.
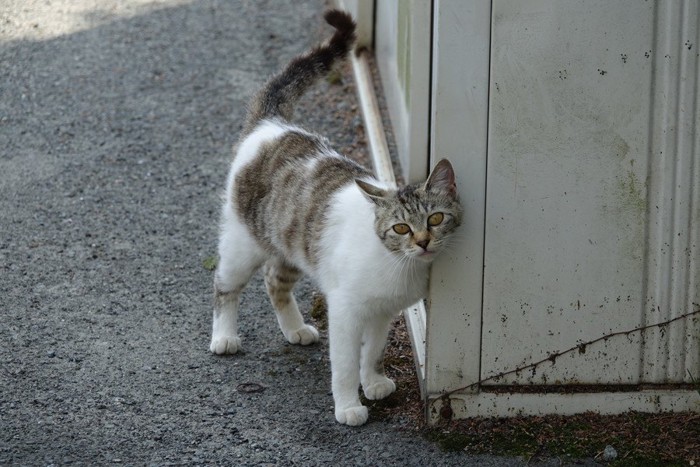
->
xmin=209 ymin=335 xmax=241 ymax=354
xmin=363 ymin=376 xmax=396 ymax=400
xmin=284 ymin=324 xmax=319 ymax=346
xmin=335 ymin=405 xmax=368 ymax=426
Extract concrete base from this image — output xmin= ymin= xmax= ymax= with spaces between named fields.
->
xmin=428 ymin=390 xmax=700 ymax=422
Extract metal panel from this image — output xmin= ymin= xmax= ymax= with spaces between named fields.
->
xmin=643 ymin=0 xmax=700 ymax=383
xmin=375 ymin=0 xmax=430 ymax=183
xmin=425 ymin=0 xmax=491 ymax=395
xmin=483 ymin=0 xmax=661 ymax=385
xmin=363 ymin=0 xmax=699 ymax=419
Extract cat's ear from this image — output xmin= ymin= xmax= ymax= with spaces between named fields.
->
xmin=425 ymin=159 xmax=457 ymax=198
xmin=356 ymin=179 xmax=389 ymax=204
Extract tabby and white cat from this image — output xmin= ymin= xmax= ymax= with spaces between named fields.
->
xmin=209 ymin=10 xmax=462 ymax=426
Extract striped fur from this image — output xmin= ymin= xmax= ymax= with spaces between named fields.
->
xmin=235 ymin=128 xmax=371 ymax=268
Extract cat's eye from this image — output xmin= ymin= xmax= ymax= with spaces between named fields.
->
xmin=392 ymin=223 xmax=411 ymax=235
xmin=428 ymin=212 xmax=444 ymax=227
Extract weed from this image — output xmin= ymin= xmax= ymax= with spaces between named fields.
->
xmin=202 ymin=255 xmax=218 ymax=271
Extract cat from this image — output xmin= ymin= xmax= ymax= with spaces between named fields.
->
xmin=209 ymin=9 xmax=462 ymax=426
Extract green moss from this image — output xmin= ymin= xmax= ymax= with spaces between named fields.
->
xmin=425 ymin=428 xmax=534 ymax=455
xmin=611 ymin=458 xmax=685 ymax=467
xmin=423 ymin=413 xmax=690 ymax=465
xmin=202 ymin=255 xmax=218 ymax=271
xmin=617 ymin=170 xmax=646 ymax=215
xmin=425 ymin=431 xmax=472 ymax=452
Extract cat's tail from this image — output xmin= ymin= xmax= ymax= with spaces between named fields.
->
xmin=243 ymin=9 xmax=356 ymax=132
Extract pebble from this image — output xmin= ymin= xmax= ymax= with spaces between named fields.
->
xmin=602 ymin=445 xmax=618 ymax=461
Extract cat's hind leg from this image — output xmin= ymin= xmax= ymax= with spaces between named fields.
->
xmin=210 ymin=210 xmax=265 ymax=355
xmin=263 ymin=258 xmax=319 ymax=346
xmin=360 ymin=314 xmax=396 ymax=400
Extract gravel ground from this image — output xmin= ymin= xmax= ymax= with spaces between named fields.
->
xmin=0 ymin=1 xmax=523 ymax=465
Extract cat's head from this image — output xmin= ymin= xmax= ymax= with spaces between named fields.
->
xmin=356 ymin=159 xmax=463 ymax=262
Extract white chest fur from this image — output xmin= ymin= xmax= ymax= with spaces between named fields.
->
xmin=315 ymin=184 xmax=429 ymax=315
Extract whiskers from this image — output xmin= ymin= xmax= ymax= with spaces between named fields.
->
xmin=385 ymin=251 xmax=421 ymax=295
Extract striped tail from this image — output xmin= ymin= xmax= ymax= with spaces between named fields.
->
xmin=243 ymin=10 xmax=357 ymax=133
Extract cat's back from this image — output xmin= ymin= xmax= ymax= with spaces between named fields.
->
xmin=229 ymin=119 xmax=373 ymax=270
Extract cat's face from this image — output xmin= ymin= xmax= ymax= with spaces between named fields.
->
xmin=357 ymin=159 xmax=463 ymax=262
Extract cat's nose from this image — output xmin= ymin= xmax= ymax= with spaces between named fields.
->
xmin=416 ymin=239 xmax=430 ymax=250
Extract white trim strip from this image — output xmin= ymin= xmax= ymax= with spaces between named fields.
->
xmin=350 ymin=51 xmax=395 ymax=185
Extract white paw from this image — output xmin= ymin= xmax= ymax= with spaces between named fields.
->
xmin=363 ymin=377 xmax=396 ymax=400
xmin=284 ymin=324 xmax=319 ymax=346
xmin=335 ymin=405 xmax=369 ymax=426
xmin=209 ymin=335 xmax=241 ymax=354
